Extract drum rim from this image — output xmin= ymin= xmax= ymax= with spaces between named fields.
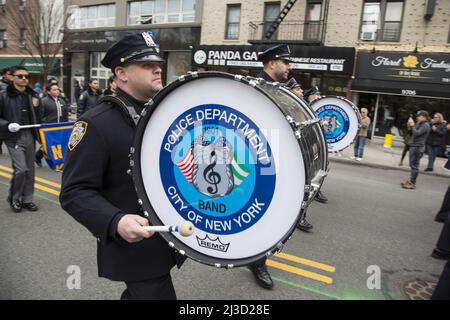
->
xmin=131 ymin=71 xmax=306 ymax=268
xmin=261 ymin=82 xmax=329 ymax=201
xmin=310 ymin=95 xmax=362 ymax=153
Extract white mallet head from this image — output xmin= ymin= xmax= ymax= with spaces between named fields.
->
xmin=179 ymin=221 xmax=195 ymax=237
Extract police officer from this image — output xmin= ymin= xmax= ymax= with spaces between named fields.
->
xmin=60 ymin=32 xmax=184 ymax=300
xmin=303 ymin=86 xmax=329 ymax=205
xmin=243 ymin=44 xmax=294 ymax=290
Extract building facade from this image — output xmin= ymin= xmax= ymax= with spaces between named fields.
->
xmin=197 ymin=0 xmax=450 ymax=140
xmin=64 ymin=0 xmax=203 ymax=101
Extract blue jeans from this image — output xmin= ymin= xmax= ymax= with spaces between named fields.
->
xmin=409 ymin=146 xmax=424 ymax=184
xmin=427 ymin=145 xmax=443 ymax=170
xmin=354 ymin=136 xmax=366 ymax=158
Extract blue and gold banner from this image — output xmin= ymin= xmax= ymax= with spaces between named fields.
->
xmin=38 ymin=122 xmax=74 ymax=171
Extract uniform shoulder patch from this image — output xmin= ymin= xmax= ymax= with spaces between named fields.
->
xmin=68 ymin=121 xmax=88 ymax=151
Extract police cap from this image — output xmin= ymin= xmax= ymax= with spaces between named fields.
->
xmin=101 ymin=31 xmax=164 ymax=71
xmin=258 ymin=44 xmax=293 ymax=63
xmin=304 ymin=86 xmax=320 ymax=98
xmin=285 ymin=77 xmax=301 ymax=90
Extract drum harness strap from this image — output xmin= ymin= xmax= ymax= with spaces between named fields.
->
xmin=98 ymin=94 xmax=141 ymax=127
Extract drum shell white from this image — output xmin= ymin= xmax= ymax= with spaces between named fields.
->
xmin=131 ymin=72 xmax=327 ymax=267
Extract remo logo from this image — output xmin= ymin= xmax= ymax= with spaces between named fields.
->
xmin=160 ymin=105 xmax=276 ymax=235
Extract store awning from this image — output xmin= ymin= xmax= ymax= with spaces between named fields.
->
xmin=352 ymin=78 xmax=450 ymax=99
xmin=0 ymin=57 xmax=61 ymax=75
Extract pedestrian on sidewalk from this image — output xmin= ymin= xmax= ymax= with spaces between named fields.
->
xmin=401 ymin=110 xmax=431 ymax=190
xmin=352 ymin=108 xmax=371 ymax=161
xmin=399 ymin=129 xmax=412 ymax=166
xmin=425 ymin=113 xmax=447 ymax=172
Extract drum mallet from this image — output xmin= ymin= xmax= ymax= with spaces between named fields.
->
xmin=143 ymin=221 xmax=195 ymax=237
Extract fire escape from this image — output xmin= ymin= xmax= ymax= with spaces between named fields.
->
xmin=263 ymin=0 xmax=298 ymax=41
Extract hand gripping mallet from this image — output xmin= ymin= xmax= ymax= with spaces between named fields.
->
xmin=143 ymin=220 xmax=195 ymax=237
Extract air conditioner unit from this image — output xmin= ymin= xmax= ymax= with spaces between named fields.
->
xmin=0 ymin=40 xmax=4 ymax=49
xmin=361 ymin=31 xmax=376 ymax=41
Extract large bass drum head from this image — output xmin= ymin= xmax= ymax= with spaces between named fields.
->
xmin=132 ymin=72 xmax=306 ymax=267
xmin=310 ymin=96 xmax=361 ymax=153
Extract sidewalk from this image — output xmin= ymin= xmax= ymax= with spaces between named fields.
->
xmin=329 ymin=140 xmax=450 ymax=178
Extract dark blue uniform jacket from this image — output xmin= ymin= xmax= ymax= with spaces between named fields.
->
xmin=60 ymin=89 xmax=182 ymax=281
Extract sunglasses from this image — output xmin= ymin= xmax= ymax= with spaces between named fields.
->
xmin=14 ymin=74 xmax=30 ymax=79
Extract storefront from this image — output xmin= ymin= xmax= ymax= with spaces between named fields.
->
xmin=191 ymin=45 xmax=355 ymax=97
xmin=64 ymin=26 xmax=200 ymax=102
xmin=352 ymin=51 xmax=450 ymax=140
xmin=0 ymin=57 xmax=61 ymax=86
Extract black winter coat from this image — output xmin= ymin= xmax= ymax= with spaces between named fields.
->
xmin=0 ymin=84 xmax=40 ymax=142
xmin=40 ymin=96 xmax=69 ymax=123
xmin=60 ymin=90 xmax=183 ymax=281
xmin=427 ymin=122 xmax=447 ymax=147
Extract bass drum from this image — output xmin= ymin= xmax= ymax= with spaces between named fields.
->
xmin=131 ymin=72 xmax=327 ymax=268
xmin=310 ymin=96 xmax=362 ymax=153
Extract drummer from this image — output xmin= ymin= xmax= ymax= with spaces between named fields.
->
xmin=60 ymin=32 xmax=185 ymax=300
xmin=303 ymin=86 xmax=329 ymax=206
xmin=242 ymin=44 xmax=295 ymax=291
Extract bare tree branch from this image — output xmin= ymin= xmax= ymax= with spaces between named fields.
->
xmin=6 ymin=0 xmax=72 ymax=83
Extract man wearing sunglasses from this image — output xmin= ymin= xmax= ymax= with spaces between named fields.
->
xmin=60 ymin=32 xmax=184 ymax=300
xmin=0 ymin=66 xmax=41 ymax=213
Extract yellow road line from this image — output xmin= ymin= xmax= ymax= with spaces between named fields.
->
xmin=0 ymin=164 xmax=61 ymax=189
xmin=0 ymin=171 xmax=60 ymax=196
xmin=267 ymin=259 xmax=333 ymax=285
xmin=274 ymin=252 xmax=336 ymax=273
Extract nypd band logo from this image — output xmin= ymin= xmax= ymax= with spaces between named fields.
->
xmin=159 ymin=105 xmax=276 ymax=238
xmin=316 ymin=104 xmax=350 ymax=144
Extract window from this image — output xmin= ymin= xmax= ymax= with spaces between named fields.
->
xmin=304 ymin=0 xmax=322 ymax=40
xmin=263 ymin=2 xmax=280 ymax=40
xmin=0 ymin=0 xmax=6 ymax=14
xmin=90 ymin=52 xmax=113 ymax=90
xmin=70 ymin=4 xmax=116 ymax=29
xmin=0 ymin=30 xmax=6 ymax=48
xmin=225 ymin=4 xmax=241 ymax=39
xmin=20 ymin=28 xmax=26 ymax=47
xmin=360 ymin=0 xmax=404 ymax=42
xmin=127 ymin=0 xmax=195 ymax=25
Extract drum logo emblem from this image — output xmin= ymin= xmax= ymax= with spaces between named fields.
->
xmin=160 ymin=104 xmax=276 ymax=236
xmin=191 ymin=135 xmax=234 ymax=198
xmin=316 ymin=104 xmax=350 ymax=144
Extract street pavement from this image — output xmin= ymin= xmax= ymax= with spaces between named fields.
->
xmin=330 ymin=139 xmax=450 ymax=178
xmin=0 ymin=146 xmax=448 ymax=300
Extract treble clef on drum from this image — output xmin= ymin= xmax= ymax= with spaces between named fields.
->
xmin=203 ymin=150 xmax=221 ymax=195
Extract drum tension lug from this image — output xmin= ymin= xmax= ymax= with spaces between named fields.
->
xmin=301 ymin=201 xmax=307 ymax=209
xmin=276 ymin=241 xmax=284 ymax=253
xmin=130 ymin=147 xmax=135 ymax=154
xmin=295 ymin=131 xmax=301 ymax=139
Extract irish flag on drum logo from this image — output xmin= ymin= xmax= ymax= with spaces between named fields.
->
xmin=176 ymin=148 xmax=250 ymax=187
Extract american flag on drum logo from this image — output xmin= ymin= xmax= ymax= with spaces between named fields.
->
xmin=176 ymin=148 xmax=251 ymax=187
